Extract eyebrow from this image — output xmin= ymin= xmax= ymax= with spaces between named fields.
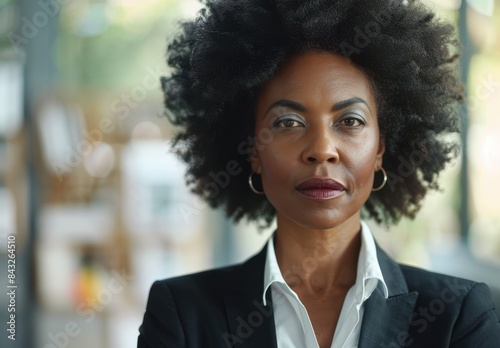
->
xmin=264 ymin=99 xmax=306 ymax=117
xmin=331 ymin=97 xmax=371 ymax=112
xmin=264 ymin=97 xmax=372 ymax=118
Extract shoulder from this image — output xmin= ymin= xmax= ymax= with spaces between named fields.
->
xmin=399 ymin=263 xmax=478 ymax=295
xmin=399 ymin=263 xmax=493 ymax=316
xmin=150 ymin=263 xmax=242 ymax=299
xmin=139 ymin=263 xmax=248 ymax=348
xmin=152 ymin=243 xmax=267 ymax=300
xmin=398 ymin=264 xmax=500 ymax=346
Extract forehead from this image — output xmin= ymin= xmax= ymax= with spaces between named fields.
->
xmin=257 ymin=52 xmax=376 ymax=109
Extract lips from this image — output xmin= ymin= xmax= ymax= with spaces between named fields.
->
xmin=295 ymin=178 xmax=345 ymax=200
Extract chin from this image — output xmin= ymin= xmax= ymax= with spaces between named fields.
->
xmin=285 ymin=211 xmax=356 ymax=231
xmin=299 ymin=221 xmax=347 ymax=231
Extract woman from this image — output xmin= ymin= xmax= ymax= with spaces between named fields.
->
xmin=138 ymin=0 xmax=500 ymax=347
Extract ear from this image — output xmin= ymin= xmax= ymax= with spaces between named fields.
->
xmin=249 ymin=147 xmax=262 ymax=174
xmin=374 ymin=135 xmax=385 ymax=170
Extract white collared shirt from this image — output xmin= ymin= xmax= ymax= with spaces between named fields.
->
xmin=262 ymin=221 xmax=389 ymax=348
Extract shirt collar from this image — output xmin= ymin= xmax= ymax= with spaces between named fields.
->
xmin=263 ymin=231 xmax=286 ymax=306
xmin=262 ymin=220 xmax=389 ymax=306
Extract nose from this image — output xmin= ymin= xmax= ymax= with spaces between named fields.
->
xmin=301 ymin=126 xmax=339 ymax=164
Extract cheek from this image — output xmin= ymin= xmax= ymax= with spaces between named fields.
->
xmin=259 ymin=146 xmax=289 ymax=179
xmin=256 ymin=141 xmax=299 ymax=197
xmin=346 ymin=142 xmax=379 ymax=189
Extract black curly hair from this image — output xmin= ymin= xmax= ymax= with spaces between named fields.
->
xmin=163 ymin=0 xmax=464 ymax=227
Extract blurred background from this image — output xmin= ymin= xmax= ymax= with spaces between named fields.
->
xmin=0 ymin=0 xmax=499 ymax=347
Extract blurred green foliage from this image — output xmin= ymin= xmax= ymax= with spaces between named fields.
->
xmin=56 ymin=0 xmax=198 ymax=90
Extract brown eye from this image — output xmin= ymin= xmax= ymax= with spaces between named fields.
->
xmin=340 ymin=117 xmax=364 ymax=127
xmin=273 ymin=117 xmax=304 ymax=128
xmin=344 ymin=118 xmax=356 ymax=127
xmin=282 ymin=119 xmax=297 ymax=127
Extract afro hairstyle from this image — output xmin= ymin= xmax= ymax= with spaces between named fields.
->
xmin=162 ymin=0 xmax=464 ymax=226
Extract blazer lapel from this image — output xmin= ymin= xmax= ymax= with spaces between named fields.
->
xmin=359 ymin=245 xmax=418 ymax=348
xmin=223 ymin=245 xmax=278 ymax=348
xmin=222 ymin=239 xmax=419 ymax=348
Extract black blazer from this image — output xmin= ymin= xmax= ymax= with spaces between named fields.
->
xmin=138 ymin=243 xmax=500 ymax=347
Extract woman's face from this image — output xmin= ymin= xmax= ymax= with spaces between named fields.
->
xmin=252 ymin=52 xmax=385 ymax=230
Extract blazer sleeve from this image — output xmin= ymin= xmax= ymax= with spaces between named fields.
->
xmin=451 ymin=282 xmax=500 ymax=348
xmin=138 ymin=280 xmax=187 ymax=348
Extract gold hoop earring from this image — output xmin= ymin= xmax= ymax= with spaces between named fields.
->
xmin=372 ymin=167 xmax=387 ymax=192
xmin=248 ymin=172 xmax=264 ymax=195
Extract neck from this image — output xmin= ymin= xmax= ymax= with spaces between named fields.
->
xmin=274 ymin=214 xmax=362 ymax=295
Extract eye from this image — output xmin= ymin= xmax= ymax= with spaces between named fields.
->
xmin=273 ymin=117 xmax=304 ymax=128
xmin=339 ymin=116 xmax=365 ymax=128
